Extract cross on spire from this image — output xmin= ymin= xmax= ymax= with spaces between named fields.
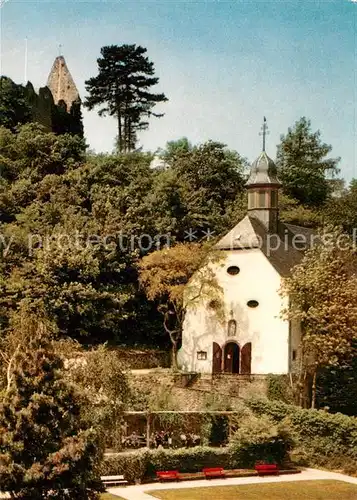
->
xmin=259 ymin=116 xmax=270 ymax=152
xmin=58 ymin=44 xmax=62 ymax=56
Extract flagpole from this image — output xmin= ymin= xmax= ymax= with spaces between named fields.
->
xmin=0 ymin=0 xmax=10 ymax=77
xmin=24 ymin=37 xmax=28 ymax=84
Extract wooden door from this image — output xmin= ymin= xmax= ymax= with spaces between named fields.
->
xmin=224 ymin=342 xmax=240 ymax=374
xmin=212 ymin=342 xmax=222 ymax=374
xmin=241 ymin=342 xmax=252 ymax=375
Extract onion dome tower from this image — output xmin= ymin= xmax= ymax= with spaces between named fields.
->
xmin=246 ymin=117 xmax=281 ymax=233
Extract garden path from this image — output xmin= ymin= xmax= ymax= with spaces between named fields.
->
xmin=106 ymin=468 xmax=357 ymax=499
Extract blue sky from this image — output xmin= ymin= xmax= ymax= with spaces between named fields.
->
xmin=0 ymin=0 xmax=356 ymax=180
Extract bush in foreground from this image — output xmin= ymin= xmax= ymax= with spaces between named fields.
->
xmin=0 ymin=322 xmax=103 ymax=499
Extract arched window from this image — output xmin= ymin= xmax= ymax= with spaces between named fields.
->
xmin=227 ymin=319 xmax=237 ymax=337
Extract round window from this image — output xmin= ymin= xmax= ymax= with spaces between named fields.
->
xmin=227 ymin=266 xmax=240 ymax=276
xmin=247 ymin=300 xmax=259 ymax=308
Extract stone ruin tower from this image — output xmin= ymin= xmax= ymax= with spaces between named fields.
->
xmin=46 ymin=55 xmax=80 ymax=111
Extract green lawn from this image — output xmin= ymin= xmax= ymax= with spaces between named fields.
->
xmin=101 ymin=494 xmax=126 ymax=500
xmin=148 ymin=480 xmax=357 ymax=500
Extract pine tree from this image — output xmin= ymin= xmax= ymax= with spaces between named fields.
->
xmin=276 ymin=117 xmax=340 ymax=206
xmin=0 ymin=321 xmax=103 ymax=499
xmin=84 ymin=44 xmax=168 ymax=152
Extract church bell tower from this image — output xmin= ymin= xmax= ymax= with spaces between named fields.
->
xmin=246 ymin=118 xmax=281 ymax=233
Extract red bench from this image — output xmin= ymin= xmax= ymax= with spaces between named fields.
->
xmin=255 ymin=463 xmax=279 ymax=476
xmin=156 ymin=470 xmax=180 ymax=482
xmin=202 ymin=467 xmax=226 ymax=479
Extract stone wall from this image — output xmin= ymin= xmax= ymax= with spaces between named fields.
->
xmin=127 ymin=369 xmax=268 ymax=412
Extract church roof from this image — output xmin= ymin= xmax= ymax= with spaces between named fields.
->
xmin=214 ymin=215 xmax=314 ymax=277
xmin=246 ymin=151 xmax=281 ymax=187
xmin=46 ymin=56 xmax=79 ymax=110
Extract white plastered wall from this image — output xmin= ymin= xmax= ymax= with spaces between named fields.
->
xmin=178 ymin=248 xmax=297 ymax=374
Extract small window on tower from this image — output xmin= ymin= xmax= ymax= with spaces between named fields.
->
xmin=292 ymin=350 xmax=297 ymax=361
xmin=248 ymin=191 xmax=255 ymax=209
xmin=258 ymin=191 xmax=266 ymax=208
xmin=271 ymin=190 xmax=277 ymax=208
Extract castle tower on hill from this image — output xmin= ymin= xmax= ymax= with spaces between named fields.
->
xmin=46 ymin=55 xmax=80 ymax=111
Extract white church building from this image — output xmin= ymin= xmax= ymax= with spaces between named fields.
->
xmin=178 ymin=127 xmax=313 ymax=376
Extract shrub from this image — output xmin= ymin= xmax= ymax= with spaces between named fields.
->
xmin=100 ymin=446 xmax=234 ymax=483
xmin=266 ymin=374 xmax=295 ymax=404
xmin=100 ymin=449 xmax=149 ymax=484
xmin=0 ymin=325 xmax=103 ymax=499
xmin=146 ymin=446 xmax=232 ymax=476
xmin=200 ymin=414 xmax=229 ymax=446
xmin=246 ymin=397 xmax=357 ymax=471
xmin=229 ymin=414 xmax=294 ymax=467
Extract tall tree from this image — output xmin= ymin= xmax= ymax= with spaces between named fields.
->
xmin=170 ymin=141 xmax=247 ymax=237
xmin=84 ymin=44 xmax=167 ymax=153
xmin=281 ymin=227 xmax=357 ymax=409
xmin=138 ymin=243 xmax=223 ymax=369
xmin=276 ymin=117 xmax=340 ymax=207
xmin=0 ymin=318 xmax=103 ymax=499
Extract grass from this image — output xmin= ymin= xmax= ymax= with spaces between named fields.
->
xmin=148 ymin=480 xmax=357 ymax=499
xmin=101 ymin=494 xmax=127 ymax=500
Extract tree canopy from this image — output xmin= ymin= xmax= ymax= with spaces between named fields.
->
xmin=85 ymin=44 xmax=168 ymax=152
xmin=138 ymin=242 xmax=224 ymax=368
xmin=281 ymin=227 xmax=357 ymax=408
xmin=277 ymin=117 xmax=340 ymax=207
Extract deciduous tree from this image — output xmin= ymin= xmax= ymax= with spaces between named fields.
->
xmin=277 ymin=117 xmax=340 ymax=207
xmin=138 ymin=243 xmax=223 ymax=369
xmin=281 ymin=227 xmax=357 ymax=408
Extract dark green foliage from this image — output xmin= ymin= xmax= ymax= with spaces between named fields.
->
xmin=0 ymin=77 xmax=83 ymax=137
xmin=51 ymin=98 xmax=84 ymax=137
xmin=230 ymin=414 xmax=294 ymax=467
xmin=200 ymin=414 xmax=230 ymax=446
xmin=266 ymin=374 xmax=295 ymax=404
xmin=316 ymin=358 xmax=357 ymax=416
xmin=0 ymin=323 xmax=103 ymax=499
xmin=246 ymin=398 xmax=357 ymax=470
xmin=100 ymin=450 xmax=148 ymax=484
xmin=146 ymin=446 xmax=233 ymax=476
xmin=85 ymin=44 xmax=167 ymax=152
xmin=100 ymin=447 xmax=233 ymax=483
xmin=170 ymin=141 xmax=247 ymax=237
xmin=277 ymin=117 xmax=340 ymax=207
xmin=323 ymin=179 xmax=357 ymax=234
xmin=0 ymin=77 xmax=32 ymax=130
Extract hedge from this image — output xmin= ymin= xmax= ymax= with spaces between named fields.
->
xmin=246 ymin=398 xmax=357 ymax=470
xmin=100 ymin=438 xmax=293 ymax=484
xmin=101 ymin=447 xmax=237 ymax=483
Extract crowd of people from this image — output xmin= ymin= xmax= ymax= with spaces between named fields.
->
xmin=122 ymin=430 xmax=201 ymax=449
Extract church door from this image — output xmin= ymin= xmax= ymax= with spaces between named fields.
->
xmin=212 ymin=342 xmax=222 ymax=374
xmin=241 ymin=342 xmax=252 ymax=375
xmin=224 ymin=342 xmax=240 ymax=374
